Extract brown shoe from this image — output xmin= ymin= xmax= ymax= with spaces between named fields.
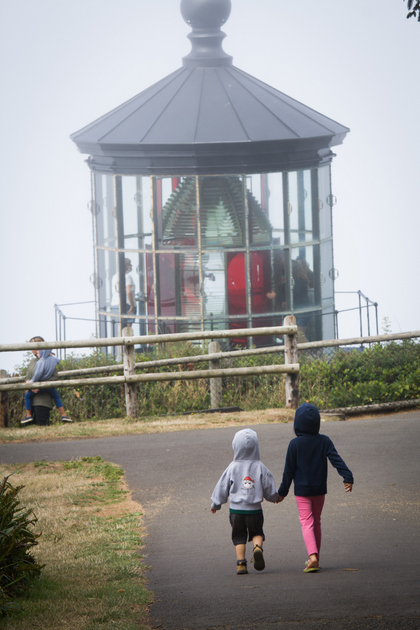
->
xmin=237 ymin=560 xmax=248 ymax=575
xmin=253 ymin=545 xmax=265 ymax=571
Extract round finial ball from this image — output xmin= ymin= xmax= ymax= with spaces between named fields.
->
xmin=181 ymin=0 xmax=231 ymax=28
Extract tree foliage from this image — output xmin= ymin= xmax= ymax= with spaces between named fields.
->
xmin=406 ymin=0 xmax=420 ymax=21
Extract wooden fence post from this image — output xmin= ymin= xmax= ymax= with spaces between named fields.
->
xmin=284 ymin=315 xmax=299 ymax=409
xmin=123 ymin=327 xmax=138 ymax=418
xmin=209 ymin=341 xmax=222 ymax=409
xmin=0 ymin=370 xmax=8 ymax=428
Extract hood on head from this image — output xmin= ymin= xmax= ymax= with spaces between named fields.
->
xmin=232 ymin=428 xmax=260 ymax=461
xmin=38 ymin=349 xmax=51 ymax=359
xmin=294 ymin=403 xmax=320 ymax=436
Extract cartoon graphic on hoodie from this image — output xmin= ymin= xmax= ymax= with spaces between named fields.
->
xmin=242 ymin=476 xmax=255 ymax=493
xmin=210 ymin=428 xmax=279 ymax=574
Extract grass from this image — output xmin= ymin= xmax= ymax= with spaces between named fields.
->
xmin=0 ymin=457 xmax=153 ymax=630
xmin=0 ymin=408 xmax=296 ymax=444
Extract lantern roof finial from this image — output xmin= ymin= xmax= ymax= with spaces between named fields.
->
xmin=180 ymin=0 xmax=233 ymax=67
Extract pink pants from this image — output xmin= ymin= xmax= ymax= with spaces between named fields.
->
xmin=295 ymin=495 xmax=325 ymax=558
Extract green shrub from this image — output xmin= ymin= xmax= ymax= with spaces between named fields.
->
xmin=300 ymin=340 xmax=420 ymax=408
xmin=0 ymin=476 xmax=44 ymax=616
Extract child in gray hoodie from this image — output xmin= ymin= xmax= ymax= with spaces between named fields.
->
xmin=22 ymin=349 xmax=72 ymax=424
xmin=211 ymin=428 xmax=279 ymax=574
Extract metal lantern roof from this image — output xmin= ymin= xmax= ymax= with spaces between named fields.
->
xmin=71 ymin=0 xmax=349 ymax=175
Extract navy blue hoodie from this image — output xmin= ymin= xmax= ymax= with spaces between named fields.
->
xmin=278 ymin=403 xmax=354 ymax=497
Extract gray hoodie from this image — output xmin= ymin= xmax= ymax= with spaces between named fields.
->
xmin=30 ymin=350 xmax=60 ymax=383
xmin=211 ymin=428 xmax=279 ymax=512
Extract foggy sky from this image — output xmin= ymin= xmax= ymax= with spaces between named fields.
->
xmin=1 ymin=0 xmax=419 ymax=373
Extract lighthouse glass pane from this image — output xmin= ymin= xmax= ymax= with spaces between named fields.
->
xmin=199 ymin=175 xmax=245 ymax=248
xmin=292 ymin=245 xmax=315 ymax=310
xmin=156 ymin=252 xmax=176 ymax=331
xmin=161 ymin=177 xmax=197 ymax=248
xmin=288 ymin=170 xmax=313 ymax=244
xmin=121 ymin=176 xmax=153 ymax=251
xmin=318 ymin=165 xmax=332 ymax=240
xmin=288 ymin=172 xmax=299 ymax=244
xmin=95 ymin=174 xmax=117 ymax=249
xmin=179 ymin=252 xmax=201 ymax=325
xmin=266 ymin=172 xmax=284 ymax=241
xmin=202 ymin=251 xmax=226 ymax=329
xmin=320 ymin=239 xmax=334 ymax=308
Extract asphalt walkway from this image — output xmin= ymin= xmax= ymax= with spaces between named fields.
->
xmin=0 ymin=411 xmax=419 ymax=630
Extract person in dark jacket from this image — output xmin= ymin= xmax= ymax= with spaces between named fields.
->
xmin=277 ymin=403 xmax=354 ymax=572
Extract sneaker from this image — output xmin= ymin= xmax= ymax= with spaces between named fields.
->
xmin=61 ymin=416 xmax=73 ymax=422
xmin=21 ymin=416 xmax=34 ymax=425
xmin=236 ymin=560 xmax=248 ymax=575
xmin=253 ymin=545 xmax=265 ymax=571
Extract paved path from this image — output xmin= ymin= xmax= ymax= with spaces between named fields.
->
xmin=0 ymin=411 xmax=419 ymax=630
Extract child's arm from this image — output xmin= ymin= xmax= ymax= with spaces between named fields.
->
xmin=210 ymin=467 xmax=231 ymax=514
xmin=277 ymin=441 xmax=297 ymax=498
xmin=344 ymin=482 xmax=353 ymax=493
xmin=262 ymin=466 xmax=279 ymax=503
xmin=30 ymin=361 xmax=45 ymax=383
xmin=326 ymin=438 xmax=354 ymax=486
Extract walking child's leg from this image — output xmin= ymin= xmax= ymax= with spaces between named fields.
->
xmin=312 ymin=495 xmax=325 ymax=557
xmin=252 ymin=535 xmax=265 ymax=571
xmin=230 ymin=513 xmax=248 ymax=574
xmin=296 ymin=496 xmax=324 ymax=571
xmin=296 ymin=496 xmax=319 ymax=557
xmin=235 ymin=544 xmax=246 ymax=561
xmin=24 ymin=391 xmax=35 ymax=416
xmin=248 ymin=511 xmax=265 ymax=572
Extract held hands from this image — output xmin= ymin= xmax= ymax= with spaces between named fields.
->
xmin=344 ymin=482 xmax=353 ymax=493
xmin=276 ymin=496 xmax=285 ymax=503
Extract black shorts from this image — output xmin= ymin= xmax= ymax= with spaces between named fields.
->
xmin=229 ymin=511 xmax=265 ymax=546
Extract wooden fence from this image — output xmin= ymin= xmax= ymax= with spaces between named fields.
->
xmin=0 ymin=318 xmax=299 ymax=422
xmin=2 ymin=326 xmax=419 ymax=425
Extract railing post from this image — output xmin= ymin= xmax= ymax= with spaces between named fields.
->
xmin=123 ymin=327 xmax=138 ymax=419
xmin=284 ymin=315 xmax=299 ymax=409
xmin=209 ymin=341 xmax=222 ymax=409
xmin=0 ymin=370 xmax=9 ymax=428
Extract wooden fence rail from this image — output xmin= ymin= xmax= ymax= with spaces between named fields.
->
xmin=0 ymin=345 xmax=287 ymax=383
xmin=3 ymin=326 xmax=418 ymax=425
xmin=0 ymin=364 xmax=299 ymax=392
xmin=2 ymin=330 xmax=419 ymax=384
xmin=0 ymin=326 xmax=297 ymax=353
xmin=0 ymin=321 xmax=299 ymax=421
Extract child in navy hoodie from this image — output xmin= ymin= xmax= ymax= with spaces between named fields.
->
xmin=277 ymin=403 xmax=353 ymax=572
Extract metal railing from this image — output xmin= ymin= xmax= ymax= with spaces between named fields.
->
xmin=335 ymin=290 xmax=379 ymax=338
